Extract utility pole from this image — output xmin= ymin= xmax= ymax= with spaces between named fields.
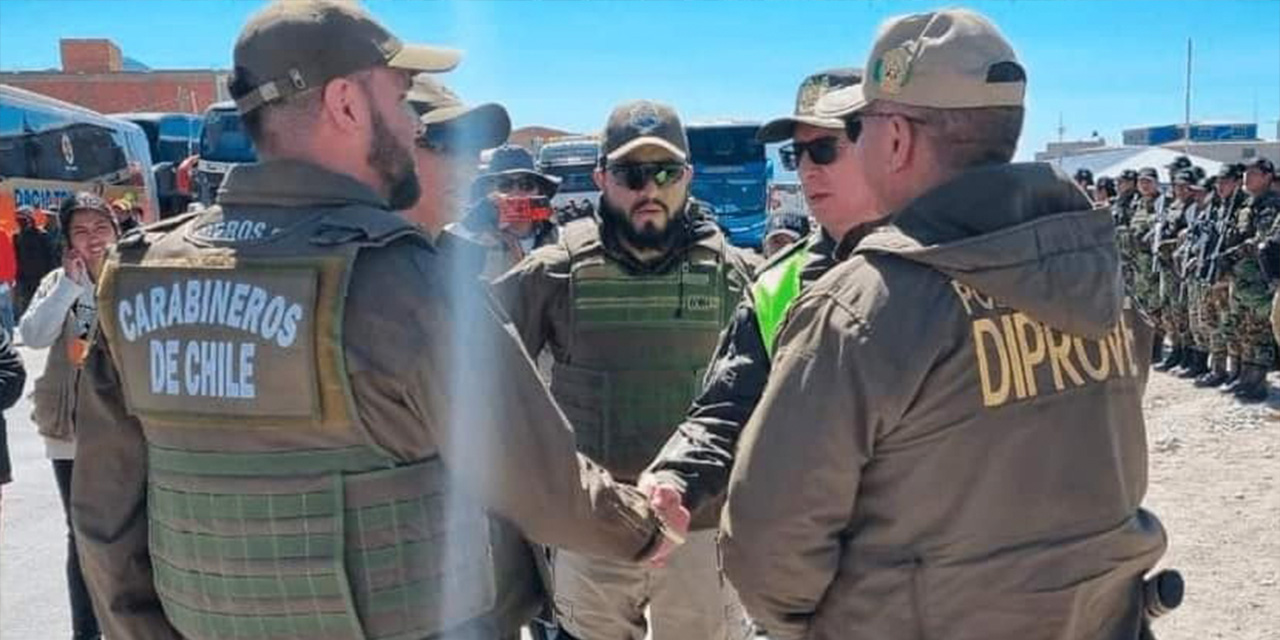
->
xmin=1183 ymin=38 xmax=1192 ymax=155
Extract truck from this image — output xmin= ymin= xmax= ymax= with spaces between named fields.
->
xmin=194 ymin=101 xmax=257 ymax=206
xmin=685 ymin=121 xmax=771 ymax=249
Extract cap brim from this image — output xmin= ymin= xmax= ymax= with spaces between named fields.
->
xmin=606 ymin=137 xmax=687 ymax=162
xmin=764 ymin=228 xmax=802 ymax=241
xmin=421 ymin=103 xmax=512 ymax=149
xmin=388 ymin=43 xmax=462 ymax=73
xmin=757 ymin=115 xmax=845 ymax=143
xmin=814 ymin=84 xmax=868 ymax=118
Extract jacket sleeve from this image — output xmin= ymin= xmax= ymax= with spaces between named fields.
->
xmin=19 ymin=268 xmax=84 ymax=348
xmin=721 ymin=290 xmax=883 ymax=640
xmin=0 ymin=328 xmax=26 ymax=410
xmin=401 ymin=250 xmax=660 ymax=561
xmin=644 ymin=299 xmax=770 ymax=515
xmin=489 ymin=247 xmax=568 ymax=359
xmin=70 ymin=329 xmax=183 ymax=640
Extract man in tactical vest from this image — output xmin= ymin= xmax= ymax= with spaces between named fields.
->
xmin=492 ymin=100 xmax=757 ymax=640
xmin=69 ymin=4 xmax=677 ymax=640
xmin=720 ymin=9 xmax=1169 ymax=639
xmin=1224 ymin=157 xmax=1280 ymax=402
xmin=1112 ymin=168 xmax=1141 ymax=293
xmin=1153 ymin=168 xmax=1198 ymax=371
xmin=1196 ymin=163 xmax=1250 ymax=388
xmin=637 ymin=68 xmax=887 ymax=590
xmin=1177 ymin=170 xmax=1215 ymax=378
xmin=1130 ymin=166 xmax=1168 ymax=362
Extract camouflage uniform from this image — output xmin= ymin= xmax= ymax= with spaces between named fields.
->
xmin=1196 ymin=188 xmax=1249 ymax=387
xmin=1154 ymin=194 xmax=1193 ymax=361
xmin=1126 ymin=192 xmax=1166 ymax=324
xmin=1181 ymin=198 xmax=1217 ymax=369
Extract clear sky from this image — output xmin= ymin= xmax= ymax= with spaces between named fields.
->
xmin=1 ymin=0 xmax=1278 ymax=160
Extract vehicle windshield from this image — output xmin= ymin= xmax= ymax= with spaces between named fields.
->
xmin=199 ymin=109 xmax=256 ymax=163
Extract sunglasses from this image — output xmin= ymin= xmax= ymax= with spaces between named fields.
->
xmin=606 ymin=162 xmax=688 ymax=190
xmin=496 ymin=175 xmax=541 ymax=193
xmin=779 ymin=136 xmax=843 ymax=171
xmin=843 ymin=112 xmax=927 ymax=144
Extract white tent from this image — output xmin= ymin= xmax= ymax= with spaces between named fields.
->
xmin=1048 ymin=146 xmax=1224 ymax=184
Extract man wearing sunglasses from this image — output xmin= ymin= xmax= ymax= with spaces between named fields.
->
xmin=721 ymin=9 xmax=1169 ymax=640
xmin=444 ymin=145 xmax=562 ymax=279
xmin=403 ymin=74 xmax=511 ymax=238
xmin=493 ymin=100 xmax=758 ymax=640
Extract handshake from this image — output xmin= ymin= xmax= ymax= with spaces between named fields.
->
xmin=637 ymin=473 xmax=692 ymax=567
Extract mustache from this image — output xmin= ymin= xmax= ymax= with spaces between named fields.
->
xmin=629 ymin=198 xmax=670 ymax=216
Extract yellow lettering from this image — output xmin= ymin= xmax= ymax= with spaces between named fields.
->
xmin=973 ymin=318 xmax=1011 ymax=407
xmin=1001 ymin=314 xmax=1028 ymax=399
xmin=1046 ymin=326 xmax=1085 ymax=391
xmin=1013 ymin=313 xmax=1046 ymax=397
xmin=1074 ymin=336 xmax=1111 ymax=381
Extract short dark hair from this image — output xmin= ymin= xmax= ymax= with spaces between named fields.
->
xmin=230 ymin=65 xmax=327 ymax=155
xmin=875 ymin=101 xmax=1024 ymax=170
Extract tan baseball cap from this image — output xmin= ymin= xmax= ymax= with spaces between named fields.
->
xmin=231 ymin=0 xmax=461 ymax=114
xmin=757 ymin=68 xmax=862 ymax=143
xmin=816 ymin=8 xmax=1026 ymax=118
xmin=601 ymin=100 xmax=689 ymax=162
xmin=409 ymin=75 xmax=511 ymax=150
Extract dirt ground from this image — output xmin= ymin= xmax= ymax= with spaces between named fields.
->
xmin=1141 ymin=368 xmax=1280 ymax=640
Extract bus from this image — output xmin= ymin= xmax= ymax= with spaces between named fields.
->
xmin=537 ymin=137 xmax=600 ymax=212
xmin=685 ymin=122 xmax=771 ymax=249
xmin=1 ymin=84 xmax=160 ymax=230
xmin=114 ymin=112 xmax=203 ymax=215
xmin=194 ymin=101 xmax=257 ymax=206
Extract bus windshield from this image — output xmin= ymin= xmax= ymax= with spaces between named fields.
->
xmin=199 ymin=109 xmax=256 ymax=163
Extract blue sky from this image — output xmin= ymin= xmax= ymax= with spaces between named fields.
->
xmin=1 ymin=0 xmax=1278 ymax=160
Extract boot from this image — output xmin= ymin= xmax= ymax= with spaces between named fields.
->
xmin=1223 ymin=357 xmax=1244 ymax=391
xmin=1178 ymin=349 xmax=1210 ymax=378
xmin=1150 ymin=332 xmax=1165 ymax=365
xmin=1195 ymin=354 xmax=1229 ymax=387
xmin=1155 ymin=345 xmax=1185 ymax=371
xmin=1233 ymin=364 xmax=1271 ymax=403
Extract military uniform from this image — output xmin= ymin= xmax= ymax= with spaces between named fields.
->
xmin=1197 ymin=185 xmax=1250 ymax=387
xmin=1153 ymin=190 xmax=1193 ymax=368
xmin=1225 ymin=186 xmax=1280 ymax=399
xmin=1178 ymin=191 xmax=1217 ymax=376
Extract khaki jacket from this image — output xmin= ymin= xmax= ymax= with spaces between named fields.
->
xmin=70 ymin=160 xmax=661 ymax=640
xmin=722 ymin=163 xmax=1168 ymax=640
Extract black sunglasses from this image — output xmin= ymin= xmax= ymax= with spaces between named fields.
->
xmin=843 ymin=112 xmax=927 ymax=144
xmin=606 ymin=162 xmax=687 ymax=190
xmin=779 ymin=136 xmax=843 ymax=171
xmin=496 ymin=175 xmax=541 ymax=193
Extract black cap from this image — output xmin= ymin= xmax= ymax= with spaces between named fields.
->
xmin=1246 ymin=157 xmax=1275 ymax=175
xmin=1095 ymin=176 xmax=1117 ymax=196
xmin=1074 ymin=167 xmax=1094 ymax=185
xmin=58 ymin=192 xmax=118 ymax=241
xmin=601 ymin=100 xmax=689 ymax=163
xmin=1166 ymin=154 xmax=1192 ymax=171
xmin=1218 ymin=163 xmax=1245 ymax=180
xmin=764 ymin=212 xmax=811 ymax=240
xmin=1203 ymin=175 xmax=1218 ymax=190
xmin=1119 ymin=169 xmax=1139 ymax=182
xmin=1138 ymin=167 xmax=1159 ymax=181
xmin=230 ymin=0 xmax=460 ymax=114
xmin=1173 ymin=169 xmax=1197 ymax=186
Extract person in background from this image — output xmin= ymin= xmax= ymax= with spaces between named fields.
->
xmin=0 ymin=327 xmax=27 ymax=519
xmin=19 ymin=192 xmax=119 ymax=640
xmin=761 ymin=211 xmax=812 ymax=258
xmin=14 ymin=206 xmax=59 ymax=317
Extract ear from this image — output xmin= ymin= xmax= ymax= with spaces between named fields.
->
xmin=592 ymin=166 xmax=607 ymax=191
xmin=887 ymin=114 xmax=917 ymax=173
xmin=320 ymin=77 xmax=369 ymax=135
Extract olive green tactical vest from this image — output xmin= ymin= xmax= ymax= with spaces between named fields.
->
xmin=550 ymin=220 xmax=739 ymax=479
xmin=96 ymin=206 xmax=495 ymax=640
xmin=31 ymin=312 xmax=80 ymax=441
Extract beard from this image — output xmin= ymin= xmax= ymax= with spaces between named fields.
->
xmin=368 ymin=106 xmax=421 ymax=211
xmin=599 ymin=194 xmax=686 ymax=251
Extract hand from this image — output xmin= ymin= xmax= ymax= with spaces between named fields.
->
xmin=63 ymin=250 xmax=89 ymax=286
xmin=639 ymin=474 xmax=690 ymax=567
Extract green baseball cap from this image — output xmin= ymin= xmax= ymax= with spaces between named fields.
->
xmin=409 ymin=75 xmax=511 ymax=150
xmin=757 ymin=68 xmax=862 ymax=144
xmin=816 ymin=8 xmax=1026 ymax=118
xmin=231 ymin=0 xmax=461 ymax=114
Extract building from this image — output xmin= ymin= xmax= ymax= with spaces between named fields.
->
xmin=1034 ymin=137 xmax=1108 ymax=162
xmin=1124 ymin=121 xmax=1280 ymax=165
xmin=0 ymin=38 xmax=229 ymax=115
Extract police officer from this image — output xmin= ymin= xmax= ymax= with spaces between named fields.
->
xmin=761 ymin=211 xmax=811 ymax=257
xmin=69 ymin=4 xmax=677 ymax=640
xmin=493 ymin=100 xmax=758 ymax=640
xmin=1153 ymin=168 xmax=1198 ymax=371
xmin=636 ymin=67 xmax=885 ymax=633
xmin=721 ymin=9 xmax=1168 ymax=639
xmin=1225 ymin=157 xmax=1280 ymax=402
xmin=403 ymin=74 xmax=511 ymax=238
xmin=1196 ymin=163 xmax=1250 ymax=388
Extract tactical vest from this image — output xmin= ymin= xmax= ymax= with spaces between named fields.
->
xmin=549 ymin=220 xmax=739 ymax=479
xmin=752 ymin=237 xmax=812 ymax=358
xmin=96 ymin=206 xmax=495 ymax=640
